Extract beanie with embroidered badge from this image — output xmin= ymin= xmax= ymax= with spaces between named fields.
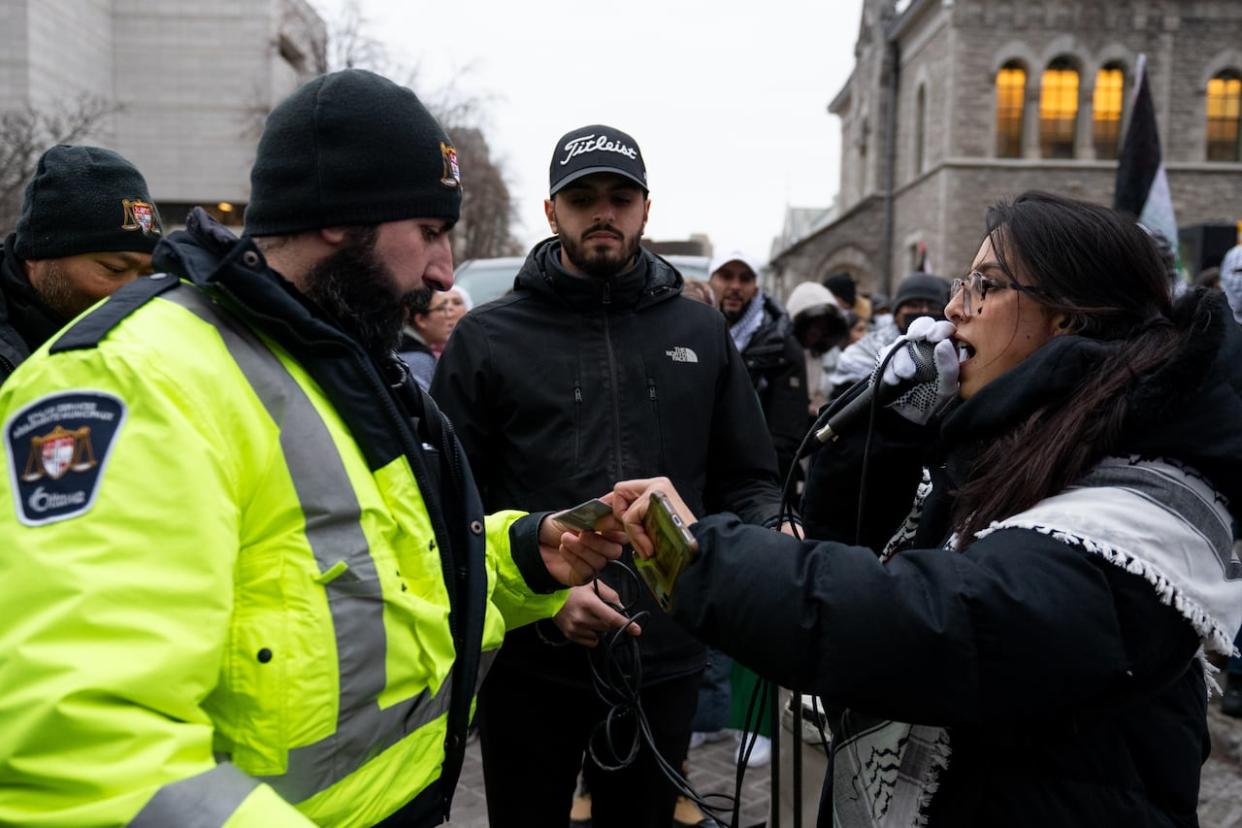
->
xmin=245 ymin=69 xmax=463 ymax=236
xmin=13 ymin=145 xmax=162 ymax=261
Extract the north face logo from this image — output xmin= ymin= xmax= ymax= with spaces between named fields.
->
xmin=665 ymin=347 xmax=698 ymax=364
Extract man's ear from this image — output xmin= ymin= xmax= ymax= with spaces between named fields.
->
xmin=641 ymin=197 xmax=650 ymax=235
xmin=544 ymin=199 xmax=557 ymax=234
xmin=318 ymin=226 xmax=350 ymax=246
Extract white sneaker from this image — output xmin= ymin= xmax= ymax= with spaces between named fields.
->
xmin=689 ymin=729 xmax=729 ymax=750
xmin=736 ymin=733 xmax=771 ymax=768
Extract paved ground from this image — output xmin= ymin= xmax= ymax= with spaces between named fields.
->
xmin=446 ymin=695 xmax=1242 ymax=828
xmin=444 ymin=730 xmax=771 ymax=828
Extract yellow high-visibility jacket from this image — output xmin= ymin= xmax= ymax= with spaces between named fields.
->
xmin=0 ymin=216 xmax=568 ymax=827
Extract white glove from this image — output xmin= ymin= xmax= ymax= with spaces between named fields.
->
xmin=876 ymin=317 xmax=960 ymax=425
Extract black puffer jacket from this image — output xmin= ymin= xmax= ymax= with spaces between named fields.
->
xmin=674 ymin=290 xmax=1242 ymax=826
xmin=432 ymin=238 xmax=783 ymax=685
xmin=0 ymin=236 xmax=63 ymax=383
xmin=737 ymin=293 xmax=808 ymax=482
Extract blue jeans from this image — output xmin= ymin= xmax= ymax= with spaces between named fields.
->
xmin=692 ymin=647 xmax=733 ymax=732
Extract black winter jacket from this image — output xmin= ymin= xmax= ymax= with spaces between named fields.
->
xmin=432 ymin=238 xmax=784 ymax=685
xmin=0 ymin=236 xmax=64 ymax=383
xmin=674 ymin=289 xmax=1242 ymax=826
xmin=736 ymin=293 xmax=808 ymax=482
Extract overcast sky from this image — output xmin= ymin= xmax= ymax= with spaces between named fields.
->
xmin=310 ymin=0 xmax=865 ymax=264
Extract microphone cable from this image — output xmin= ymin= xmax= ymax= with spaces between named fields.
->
xmin=581 ymin=560 xmax=759 ymax=828
xmin=767 ymin=340 xmax=908 ymax=825
xmin=578 ymin=344 xmax=908 ymax=828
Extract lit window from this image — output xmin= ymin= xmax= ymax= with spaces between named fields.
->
xmin=995 ymin=62 xmax=1026 ymax=158
xmin=1040 ymin=58 xmax=1079 ymax=159
xmin=1092 ymin=65 xmax=1125 ymax=160
xmin=1207 ymin=70 xmax=1241 ymax=162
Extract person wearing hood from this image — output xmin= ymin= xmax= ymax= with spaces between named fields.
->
xmin=611 ymin=191 xmax=1242 ymax=827
xmin=709 ymin=251 xmax=809 ymax=480
xmin=786 ymin=280 xmax=850 ymax=415
xmin=1 ymin=145 xmax=162 ymax=384
xmin=432 ymin=124 xmax=785 ymax=828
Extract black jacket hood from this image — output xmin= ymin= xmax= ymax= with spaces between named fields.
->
xmin=514 ymin=236 xmax=683 ymax=312
xmin=942 ymin=288 xmax=1242 ymax=513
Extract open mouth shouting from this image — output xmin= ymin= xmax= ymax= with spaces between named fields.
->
xmin=953 ymin=335 xmax=976 ymax=366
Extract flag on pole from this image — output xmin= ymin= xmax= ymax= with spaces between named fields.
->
xmin=1114 ymin=54 xmax=1180 ymax=260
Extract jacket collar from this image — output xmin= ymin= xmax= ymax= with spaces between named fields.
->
xmin=153 ymin=208 xmax=363 ymax=357
xmin=0 ymin=235 xmax=65 ymax=359
xmin=938 ymin=289 xmax=1242 ymax=510
xmin=515 ymin=237 xmax=683 ymax=312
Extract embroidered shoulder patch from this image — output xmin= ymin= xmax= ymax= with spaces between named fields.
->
xmin=4 ymin=391 xmax=126 ymax=526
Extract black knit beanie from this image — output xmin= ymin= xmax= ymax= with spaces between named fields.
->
xmin=245 ymin=69 xmax=462 ymax=236
xmin=13 ymin=145 xmax=162 ymax=260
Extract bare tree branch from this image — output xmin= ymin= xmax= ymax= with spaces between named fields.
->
xmin=0 ymin=96 xmax=119 ymax=235
xmin=319 ymin=2 xmax=520 ymax=260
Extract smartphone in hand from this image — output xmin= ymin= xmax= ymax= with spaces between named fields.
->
xmin=635 ymin=490 xmax=697 ymax=611
xmin=550 ymin=497 xmax=613 ymax=532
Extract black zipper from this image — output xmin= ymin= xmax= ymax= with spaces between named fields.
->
xmin=0 ymin=352 xmax=15 ymax=376
xmin=573 ymin=380 xmax=583 ymax=463
xmin=647 ymin=376 xmax=666 ymax=467
xmin=601 ymin=281 xmax=624 ymax=481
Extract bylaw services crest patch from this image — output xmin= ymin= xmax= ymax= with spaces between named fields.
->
xmin=5 ymin=391 xmax=126 ymax=526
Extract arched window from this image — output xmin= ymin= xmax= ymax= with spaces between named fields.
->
xmin=914 ymin=85 xmax=926 ymax=173
xmin=1092 ymin=63 xmax=1125 ymax=160
xmin=1040 ymin=57 xmax=1079 ymax=158
xmin=995 ymin=61 xmax=1026 ymax=158
xmin=1206 ymin=69 xmax=1241 ymax=162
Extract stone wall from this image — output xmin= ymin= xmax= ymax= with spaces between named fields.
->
xmin=777 ymin=0 xmax=1242 ymax=296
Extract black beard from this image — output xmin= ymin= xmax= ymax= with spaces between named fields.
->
xmin=36 ymin=261 xmax=91 ymax=321
xmin=561 ymin=227 xmax=641 ymax=279
xmin=302 ymin=227 xmax=410 ymax=355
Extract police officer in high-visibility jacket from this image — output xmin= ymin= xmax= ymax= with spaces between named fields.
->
xmin=0 ymin=69 xmax=626 ymax=827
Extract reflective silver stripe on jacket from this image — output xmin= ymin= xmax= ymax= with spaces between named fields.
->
xmin=163 ymin=286 xmax=454 ymax=802
xmin=130 ymin=763 xmax=258 ymax=827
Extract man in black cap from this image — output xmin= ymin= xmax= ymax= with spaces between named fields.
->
xmin=433 ymin=124 xmax=786 ymax=828
xmin=0 ymin=70 xmax=623 ymax=827
xmin=0 ymin=144 xmax=161 ymax=384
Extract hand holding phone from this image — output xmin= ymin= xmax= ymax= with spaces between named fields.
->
xmin=634 ymin=490 xmax=697 ymax=611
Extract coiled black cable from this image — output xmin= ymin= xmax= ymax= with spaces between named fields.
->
xmin=582 ymin=344 xmax=907 ymax=828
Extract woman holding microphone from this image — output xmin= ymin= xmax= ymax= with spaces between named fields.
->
xmin=611 ymin=192 xmax=1242 ymax=827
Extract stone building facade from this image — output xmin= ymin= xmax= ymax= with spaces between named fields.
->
xmin=0 ymin=0 xmax=325 ymax=227
xmin=769 ymin=0 xmax=1242 ymax=299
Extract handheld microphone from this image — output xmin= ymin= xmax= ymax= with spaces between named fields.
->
xmin=814 ymin=339 xmax=938 ymax=443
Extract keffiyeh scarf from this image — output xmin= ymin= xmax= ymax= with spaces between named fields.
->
xmin=831 ymin=456 xmax=1242 ymax=828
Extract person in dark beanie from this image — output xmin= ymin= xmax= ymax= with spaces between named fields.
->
xmin=828 ymin=271 xmax=951 ymax=398
xmin=0 ymin=69 xmax=624 ymax=827
xmin=0 ymin=144 xmax=161 ymax=384
xmin=433 ymin=123 xmax=787 ymax=828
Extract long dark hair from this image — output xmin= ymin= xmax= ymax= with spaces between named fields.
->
xmin=953 ymin=191 xmax=1179 ymax=542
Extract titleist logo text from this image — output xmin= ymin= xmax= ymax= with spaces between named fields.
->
xmin=560 ymin=134 xmax=639 ymax=166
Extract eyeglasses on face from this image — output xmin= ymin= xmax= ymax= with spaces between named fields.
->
xmin=949 ymin=270 xmax=1050 ymax=317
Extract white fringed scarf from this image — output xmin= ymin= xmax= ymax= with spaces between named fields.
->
xmin=832 ymin=456 xmax=1242 ymax=828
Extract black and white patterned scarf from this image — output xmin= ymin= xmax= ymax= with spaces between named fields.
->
xmin=831 ymin=456 xmax=1242 ymax=828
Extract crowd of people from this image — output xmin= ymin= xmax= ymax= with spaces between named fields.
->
xmin=0 ymin=64 xmax=1240 ymax=828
